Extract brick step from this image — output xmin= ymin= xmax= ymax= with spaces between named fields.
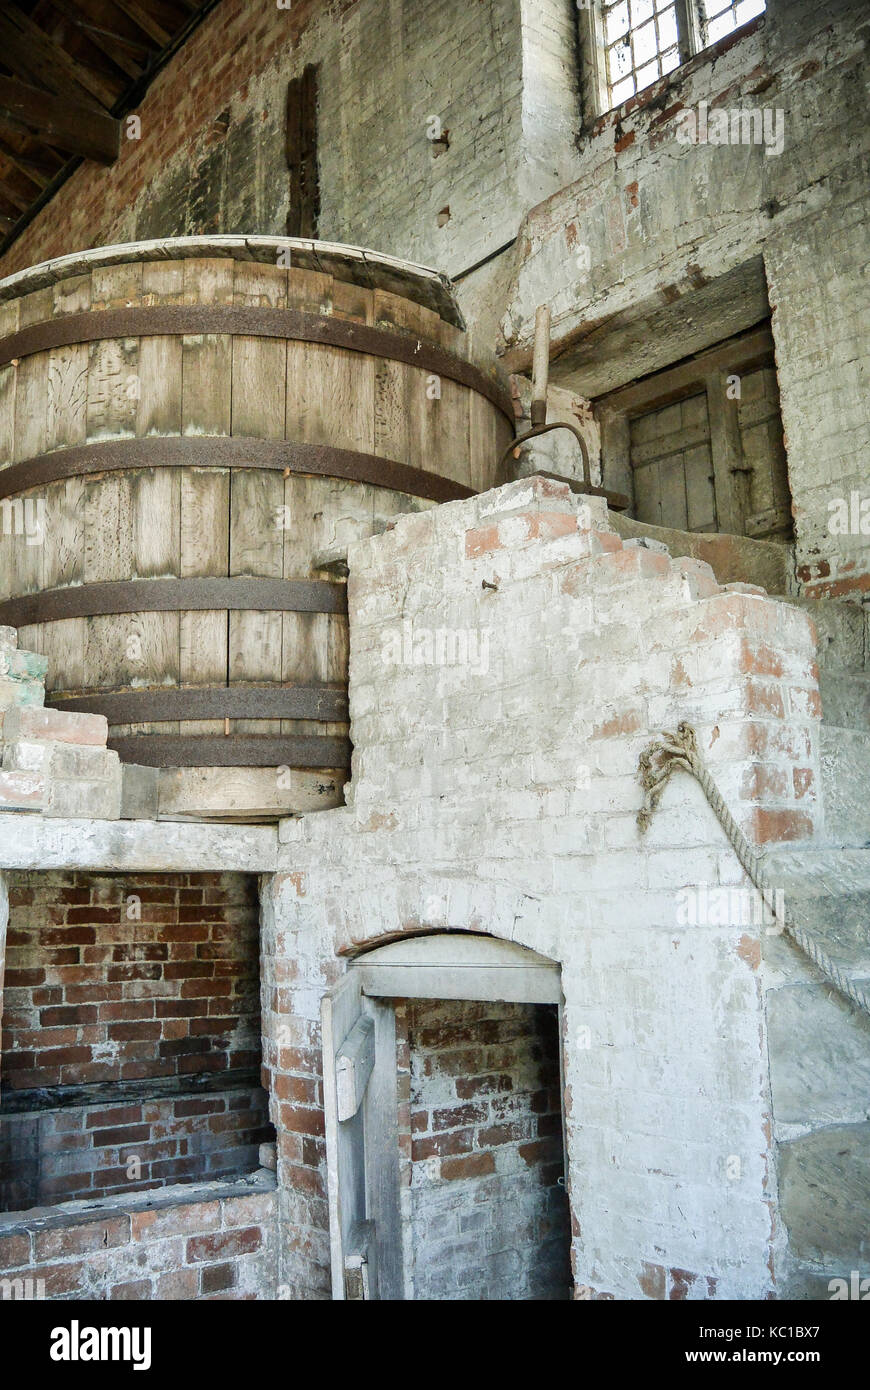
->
xmin=0 ymin=768 xmax=46 ymax=810
xmin=762 ymin=846 xmax=870 ymax=984
xmin=819 ymin=670 xmax=870 ymax=731
xmin=0 ymin=677 xmax=44 ymax=709
xmin=781 ymin=597 xmax=866 ymax=674
xmin=1 ymin=647 xmax=49 ymax=683
xmin=820 ymin=726 xmax=870 ymax=848
xmin=0 ymin=705 xmax=108 ymax=747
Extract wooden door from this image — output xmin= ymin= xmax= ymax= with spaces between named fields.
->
xmin=322 ymin=975 xmax=402 ymax=1299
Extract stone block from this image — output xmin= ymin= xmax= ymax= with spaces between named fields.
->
xmin=45 ymin=774 xmax=121 ymax=820
xmin=1 ymin=707 xmax=108 ymax=747
xmin=0 ymin=769 xmax=46 ymax=809
xmin=778 ymin=1124 xmax=870 ymax=1267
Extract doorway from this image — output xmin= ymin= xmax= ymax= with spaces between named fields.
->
xmin=596 ymin=323 xmax=792 ymax=542
xmin=321 ymin=933 xmax=572 ymax=1300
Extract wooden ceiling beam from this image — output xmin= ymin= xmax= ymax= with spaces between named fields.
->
xmin=57 ymin=14 xmax=149 ymax=80
xmin=0 ymin=178 xmax=32 ymax=214
xmin=110 ymin=0 xmax=172 ymax=47
xmin=0 ymin=9 xmax=119 ymax=111
xmin=0 ymin=77 xmax=120 ymax=164
xmin=0 ymin=137 xmax=58 ymax=189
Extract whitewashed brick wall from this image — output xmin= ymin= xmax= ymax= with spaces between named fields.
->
xmin=265 ymin=473 xmax=823 ymax=1298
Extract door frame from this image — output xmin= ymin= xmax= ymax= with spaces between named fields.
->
xmin=322 ymin=932 xmax=566 ymax=1300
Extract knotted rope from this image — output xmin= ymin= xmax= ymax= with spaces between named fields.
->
xmin=637 ymin=722 xmax=870 ymax=1017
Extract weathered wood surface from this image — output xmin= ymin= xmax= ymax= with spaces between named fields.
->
xmin=0 ymin=245 xmax=512 ymax=817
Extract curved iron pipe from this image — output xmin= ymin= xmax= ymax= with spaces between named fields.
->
xmin=498 ymin=421 xmax=591 ymax=487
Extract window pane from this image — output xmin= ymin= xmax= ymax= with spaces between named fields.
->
xmin=610 ymin=39 xmax=633 ymax=78
xmin=630 ymin=0 xmax=655 ymax=23
xmin=656 ymin=6 xmax=678 ymax=48
xmin=611 ymin=76 xmax=636 ymax=104
xmin=660 ymin=46 xmax=680 ymax=74
xmin=633 ymin=19 xmax=658 ymax=63
xmin=699 ymin=0 xmax=766 ymax=48
xmin=605 ymin=1 xmax=630 ymax=42
xmin=636 ymin=58 xmax=660 ymax=90
xmin=707 ymin=11 xmax=735 ymax=40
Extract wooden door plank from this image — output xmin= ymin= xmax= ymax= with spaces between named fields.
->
xmin=707 ymin=369 xmax=745 ymax=536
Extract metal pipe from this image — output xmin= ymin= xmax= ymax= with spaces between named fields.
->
xmin=530 ymin=304 xmax=550 ymax=427
xmin=499 ymin=421 xmax=591 ymax=486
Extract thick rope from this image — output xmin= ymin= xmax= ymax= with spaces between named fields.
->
xmin=638 ymin=721 xmax=870 ymax=1017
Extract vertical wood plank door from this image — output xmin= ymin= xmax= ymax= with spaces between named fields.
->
xmin=630 ymin=392 xmax=717 ymax=534
xmin=0 ymin=237 xmax=515 ymax=820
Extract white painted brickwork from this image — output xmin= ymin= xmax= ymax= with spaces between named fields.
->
xmin=267 ymin=473 xmax=826 ymax=1298
xmin=504 ymin=0 xmax=870 ymax=602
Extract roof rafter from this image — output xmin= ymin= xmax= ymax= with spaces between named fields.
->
xmin=0 ymin=8 xmax=119 ymax=111
xmin=0 ymin=76 xmax=120 ymax=164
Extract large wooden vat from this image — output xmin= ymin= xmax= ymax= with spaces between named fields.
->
xmin=0 ymin=237 xmax=513 ymax=820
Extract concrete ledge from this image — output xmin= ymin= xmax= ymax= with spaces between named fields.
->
xmin=0 ymin=1169 xmax=277 ymax=1238
xmin=0 ymin=814 xmax=277 ymax=872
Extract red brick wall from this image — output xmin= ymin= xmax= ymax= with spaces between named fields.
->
xmin=0 ymin=871 xmax=271 ymax=1210
xmin=2 ymin=871 xmax=260 ymax=1089
xmin=396 ymin=998 xmax=571 ymax=1300
xmin=0 ymin=1089 xmax=271 ymax=1208
xmin=0 ymin=1178 xmax=277 ymax=1300
xmin=0 ymin=0 xmax=337 ymax=278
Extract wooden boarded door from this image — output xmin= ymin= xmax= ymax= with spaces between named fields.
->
xmin=322 ymin=975 xmax=402 ymax=1300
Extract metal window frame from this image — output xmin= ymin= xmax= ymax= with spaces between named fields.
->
xmin=583 ymin=0 xmax=705 ymax=118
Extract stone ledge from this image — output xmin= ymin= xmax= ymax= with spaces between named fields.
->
xmin=0 ymin=1169 xmax=278 ymax=1243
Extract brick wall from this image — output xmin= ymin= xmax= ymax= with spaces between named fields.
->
xmin=0 ymin=1175 xmax=277 ymax=1300
xmin=0 ymin=1088 xmax=271 ymax=1209
xmin=1 ymin=870 xmax=271 ymax=1209
xmin=3 ymin=871 xmax=260 ymax=1091
xmin=396 ymin=998 xmax=570 ymax=1300
xmin=0 ymin=0 xmax=548 ymax=287
xmin=503 ymin=0 xmax=870 ymax=598
xmin=263 ymin=474 xmax=824 ymax=1299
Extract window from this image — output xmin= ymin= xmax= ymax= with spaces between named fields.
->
xmin=586 ymin=0 xmax=766 ymax=113
xmin=699 ymin=0 xmax=766 ymax=47
xmin=602 ymin=1 xmax=685 ymax=108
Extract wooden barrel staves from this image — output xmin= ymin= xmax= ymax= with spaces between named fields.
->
xmin=0 ymin=237 xmax=514 ymax=820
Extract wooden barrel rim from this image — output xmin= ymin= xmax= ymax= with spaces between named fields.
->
xmin=48 ymin=684 xmax=349 ymax=724
xmin=0 ymin=577 xmax=347 ymax=627
xmin=107 ymin=733 xmax=351 ymax=769
xmin=0 ymin=236 xmax=465 ymax=328
xmin=0 ymin=305 xmax=513 ymax=421
xmin=0 ymin=436 xmax=478 ymax=506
